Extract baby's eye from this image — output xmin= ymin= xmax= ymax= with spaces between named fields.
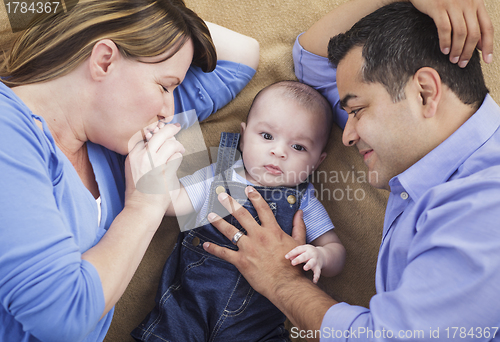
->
xmin=261 ymin=132 xmax=273 ymax=140
xmin=292 ymin=144 xmax=306 ymax=151
xmin=161 ymin=85 xmax=169 ymax=93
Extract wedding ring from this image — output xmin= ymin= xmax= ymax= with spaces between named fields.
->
xmin=231 ymin=231 xmax=244 ymax=245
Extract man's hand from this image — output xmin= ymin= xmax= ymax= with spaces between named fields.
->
xmin=204 ymin=186 xmax=338 ymax=334
xmin=203 ymin=186 xmax=307 ymax=298
xmin=410 ymin=0 xmax=494 ymax=67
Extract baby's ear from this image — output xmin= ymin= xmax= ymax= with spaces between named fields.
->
xmin=315 ymin=152 xmax=327 ymax=169
xmin=239 ymin=122 xmax=246 ymax=150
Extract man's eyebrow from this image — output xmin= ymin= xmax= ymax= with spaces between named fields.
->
xmin=340 ymin=94 xmax=357 ymax=109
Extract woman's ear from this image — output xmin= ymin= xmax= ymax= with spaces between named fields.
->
xmin=414 ymin=67 xmax=442 ymax=119
xmin=89 ymin=39 xmax=121 ymax=80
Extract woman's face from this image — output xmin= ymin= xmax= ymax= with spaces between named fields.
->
xmin=90 ymin=39 xmax=194 ymax=155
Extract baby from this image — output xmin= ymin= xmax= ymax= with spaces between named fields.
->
xmin=132 ymin=81 xmax=345 ymax=342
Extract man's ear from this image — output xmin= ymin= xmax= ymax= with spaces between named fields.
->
xmin=414 ymin=67 xmax=442 ymax=119
xmin=89 ymin=39 xmax=121 ymax=80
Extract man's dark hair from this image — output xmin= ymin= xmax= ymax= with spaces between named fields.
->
xmin=328 ymin=1 xmax=488 ymax=108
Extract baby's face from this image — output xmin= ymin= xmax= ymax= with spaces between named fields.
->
xmin=240 ymin=94 xmax=327 ymax=187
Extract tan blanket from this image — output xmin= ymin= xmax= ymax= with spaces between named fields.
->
xmin=106 ymin=0 xmax=500 ymax=341
xmin=104 ymin=1 xmax=500 ymax=341
xmin=1 ymin=1 xmax=498 ymax=341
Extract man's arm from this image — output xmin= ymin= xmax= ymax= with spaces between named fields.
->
xmin=300 ymin=0 xmax=494 ymax=67
xmin=203 ymin=188 xmax=337 ymax=341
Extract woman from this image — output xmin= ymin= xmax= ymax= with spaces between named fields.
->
xmin=0 ymin=0 xmax=258 ymax=341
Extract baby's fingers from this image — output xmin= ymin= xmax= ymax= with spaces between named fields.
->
xmin=285 ymin=245 xmax=307 ymax=260
xmin=287 ymin=250 xmax=311 ymax=266
xmin=310 ymin=265 xmax=322 ymax=284
xmin=302 ymin=259 xmax=322 ymax=284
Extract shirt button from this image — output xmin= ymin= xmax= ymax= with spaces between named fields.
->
xmin=400 ymin=192 xmax=409 ymax=200
xmin=192 ymin=237 xmax=200 ymax=247
xmin=216 ymin=186 xmax=226 ymax=195
xmin=287 ymin=195 xmax=296 ymax=204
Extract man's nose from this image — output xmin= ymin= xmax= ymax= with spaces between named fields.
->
xmin=342 ymin=116 xmax=360 ymax=146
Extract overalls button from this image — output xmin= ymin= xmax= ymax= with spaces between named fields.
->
xmin=287 ymin=195 xmax=296 ymax=204
xmin=192 ymin=237 xmax=200 ymax=247
xmin=216 ymin=186 xmax=226 ymax=195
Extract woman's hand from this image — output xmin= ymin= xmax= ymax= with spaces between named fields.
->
xmin=125 ymin=121 xmax=185 ymax=213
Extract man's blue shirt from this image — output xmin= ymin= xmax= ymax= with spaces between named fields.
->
xmin=321 ymin=95 xmax=500 ymax=341
xmin=293 ymin=33 xmax=500 ymax=341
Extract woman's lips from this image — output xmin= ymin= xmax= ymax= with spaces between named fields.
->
xmin=264 ymin=164 xmax=283 ymax=175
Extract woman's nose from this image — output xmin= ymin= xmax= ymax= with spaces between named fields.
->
xmin=159 ymin=93 xmax=175 ymax=121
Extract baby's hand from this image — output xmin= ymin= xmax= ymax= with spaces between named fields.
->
xmin=285 ymin=244 xmax=324 ymax=284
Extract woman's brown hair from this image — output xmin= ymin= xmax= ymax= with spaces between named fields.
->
xmin=0 ymin=0 xmax=217 ymax=87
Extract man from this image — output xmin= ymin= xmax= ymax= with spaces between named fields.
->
xmin=203 ymin=0 xmax=499 ymax=341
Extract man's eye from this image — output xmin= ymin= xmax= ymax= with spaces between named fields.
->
xmin=349 ymin=108 xmax=360 ymax=117
xmin=261 ymin=132 xmax=273 ymax=140
xmin=292 ymin=144 xmax=306 ymax=151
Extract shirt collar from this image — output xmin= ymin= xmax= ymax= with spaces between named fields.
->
xmin=391 ymin=94 xmax=500 ymax=200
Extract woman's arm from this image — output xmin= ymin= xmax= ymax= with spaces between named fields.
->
xmin=206 ymin=22 xmax=260 ymax=69
xmin=82 ymin=124 xmax=184 ymax=318
xmin=299 ymin=0 xmax=494 ymax=67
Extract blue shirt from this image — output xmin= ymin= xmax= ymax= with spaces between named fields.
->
xmin=293 ymin=35 xmax=500 ymax=341
xmin=0 ymin=60 xmax=255 ymax=342
xmin=172 ymin=61 xmax=255 ymax=129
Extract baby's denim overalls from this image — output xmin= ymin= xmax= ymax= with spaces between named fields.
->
xmin=132 ymin=132 xmax=308 ymax=342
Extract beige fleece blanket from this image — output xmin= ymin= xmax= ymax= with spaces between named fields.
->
xmin=1 ymin=1 xmax=499 ymax=341
xmin=105 ymin=1 xmax=499 ymax=341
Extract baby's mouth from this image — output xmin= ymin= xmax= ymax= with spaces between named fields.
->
xmin=264 ymin=164 xmax=283 ymax=175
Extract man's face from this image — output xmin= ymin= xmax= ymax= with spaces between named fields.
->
xmin=337 ymin=47 xmax=425 ymax=190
